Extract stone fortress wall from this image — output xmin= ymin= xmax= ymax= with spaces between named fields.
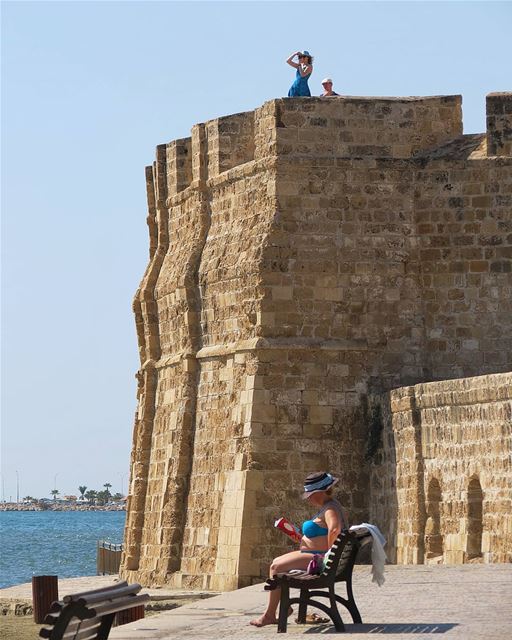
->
xmin=369 ymin=372 xmax=511 ymax=565
xmin=120 ymin=93 xmax=512 ymax=591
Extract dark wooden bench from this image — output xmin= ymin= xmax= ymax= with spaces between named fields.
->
xmin=265 ymin=530 xmax=371 ymax=633
xmin=38 ymin=581 xmax=150 ymax=640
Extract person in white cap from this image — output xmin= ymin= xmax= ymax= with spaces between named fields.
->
xmin=320 ymin=78 xmax=339 ymax=97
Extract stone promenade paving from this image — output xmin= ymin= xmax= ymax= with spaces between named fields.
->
xmin=107 ymin=564 xmax=512 ymax=640
xmin=0 ymin=574 xmax=211 ymax=604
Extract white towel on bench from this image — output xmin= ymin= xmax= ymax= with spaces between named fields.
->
xmin=349 ymin=523 xmax=387 ymax=587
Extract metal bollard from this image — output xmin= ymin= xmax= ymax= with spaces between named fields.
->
xmin=114 ymin=604 xmax=145 ymax=626
xmin=32 ymin=575 xmax=58 ymax=624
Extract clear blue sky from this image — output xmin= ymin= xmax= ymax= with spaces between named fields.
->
xmin=2 ymin=1 xmax=511 ymax=500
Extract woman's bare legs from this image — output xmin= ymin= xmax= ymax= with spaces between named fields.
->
xmin=250 ymin=551 xmax=311 ymax=627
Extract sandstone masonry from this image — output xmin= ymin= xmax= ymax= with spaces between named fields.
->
xmin=120 ymin=93 xmax=512 ymax=591
xmin=369 ymin=372 xmax=511 ymax=565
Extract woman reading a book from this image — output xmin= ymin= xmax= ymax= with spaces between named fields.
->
xmin=250 ymin=471 xmax=348 ymax=628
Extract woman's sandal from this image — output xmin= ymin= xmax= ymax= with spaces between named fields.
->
xmin=295 ymin=612 xmax=330 ymax=624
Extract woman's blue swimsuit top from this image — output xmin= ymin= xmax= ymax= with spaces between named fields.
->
xmin=288 ymin=67 xmax=311 ymax=97
xmin=302 ymin=519 xmax=328 ymax=538
xmin=302 ymin=499 xmax=347 ymax=538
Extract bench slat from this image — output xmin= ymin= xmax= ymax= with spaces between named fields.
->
xmin=43 ymin=613 xmax=61 ymax=625
xmin=89 ymin=594 xmax=150 ymax=618
xmin=41 ymin=616 xmax=104 ymax=640
xmin=48 ymin=601 xmax=65 ymax=613
xmin=65 ymin=583 xmax=141 ymax=606
xmin=41 ymin=618 xmax=82 ymax=635
xmin=73 ymin=584 xmax=142 ymax=607
xmin=62 ymin=581 xmax=129 ymax=603
xmin=60 ymin=617 xmax=101 ymax=633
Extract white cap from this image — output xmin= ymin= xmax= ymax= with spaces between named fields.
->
xmin=321 ymin=78 xmax=333 ymax=84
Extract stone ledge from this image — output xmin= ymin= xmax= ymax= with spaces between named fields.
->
xmin=390 ymin=372 xmax=512 ymax=412
xmin=277 ymin=94 xmax=462 ymax=104
xmin=152 ymin=337 xmax=370 ymax=365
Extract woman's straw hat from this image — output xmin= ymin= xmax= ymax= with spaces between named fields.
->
xmin=302 ymin=471 xmax=339 ymax=499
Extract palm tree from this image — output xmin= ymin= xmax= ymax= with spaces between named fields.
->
xmin=23 ymin=496 xmax=35 ymax=503
xmin=84 ymin=490 xmax=97 ymax=505
xmin=103 ymin=483 xmax=112 ymax=498
xmin=78 ymin=485 xmax=87 ymax=500
xmin=96 ymin=490 xmax=109 ymax=506
xmin=51 ymin=489 xmax=59 ymax=501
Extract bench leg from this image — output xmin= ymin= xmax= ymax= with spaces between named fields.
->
xmin=346 ymin=577 xmax=362 ymax=623
xmin=328 ymin=585 xmax=345 ymax=632
xmin=297 ymin=589 xmax=308 ymax=624
xmin=277 ymin=583 xmax=290 ymax=633
xmin=97 ymin=613 xmax=116 ymax=640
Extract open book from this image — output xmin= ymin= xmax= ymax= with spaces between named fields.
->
xmin=274 ymin=517 xmax=302 ymax=543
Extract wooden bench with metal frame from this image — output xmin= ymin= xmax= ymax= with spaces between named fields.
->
xmin=265 ymin=529 xmax=371 ymax=633
xmin=38 ymin=581 xmax=150 ymax=640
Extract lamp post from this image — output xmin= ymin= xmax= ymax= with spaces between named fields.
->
xmin=53 ymin=472 xmax=59 ymax=500
xmin=16 ymin=470 xmax=20 ymax=504
xmin=118 ymin=473 xmax=125 ymax=497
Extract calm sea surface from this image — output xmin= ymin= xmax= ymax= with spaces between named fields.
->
xmin=0 ymin=511 xmax=126 ymax=588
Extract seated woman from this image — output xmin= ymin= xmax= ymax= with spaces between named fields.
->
xmin=250 ymin=471 xmax=349 ymax=628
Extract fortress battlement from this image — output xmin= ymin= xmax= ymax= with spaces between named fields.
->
xmin=157 ymin=93 xmax=512 ymax=201
xmin=124 ymin=93 xmax=511 ymax=591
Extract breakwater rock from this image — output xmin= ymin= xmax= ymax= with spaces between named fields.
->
xmin=0 ymin=503 xmax=125 ymax=512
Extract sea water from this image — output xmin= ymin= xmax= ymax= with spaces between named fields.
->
xmin=0 ymin=510 xmax=126 ymax=588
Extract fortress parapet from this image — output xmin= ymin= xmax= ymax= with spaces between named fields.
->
xmin=160 ymin=95 xmax=464 ymax=197
xmin=122 ymin=93 xmax=511 ymax=590
xmin=486 ymin=92 xmax=512 ymax=156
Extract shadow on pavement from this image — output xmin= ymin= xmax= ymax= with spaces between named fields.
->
xmin=303 ymin=622 xmax=458 ymax=634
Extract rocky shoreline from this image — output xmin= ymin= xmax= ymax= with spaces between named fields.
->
xmin=0 ymin=503 xmax=125 ymax=512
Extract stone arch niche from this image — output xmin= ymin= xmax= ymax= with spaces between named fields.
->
xmin=424 ymin=478 xmax=443 ymax=560
xmin=466 ymin=477 xmax=484 ymax=561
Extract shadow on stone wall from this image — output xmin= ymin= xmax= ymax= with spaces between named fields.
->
xmin=367 ymin=393 xmax=398 ymax=563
